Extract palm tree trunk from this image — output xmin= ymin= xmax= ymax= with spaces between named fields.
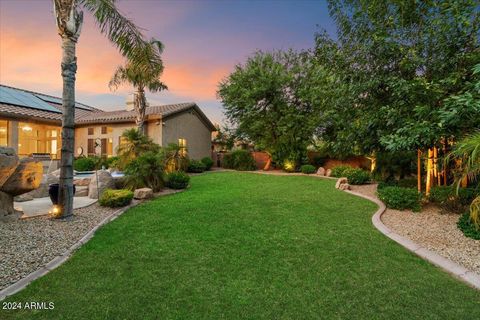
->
xmin=134 ymin=88 xmax=147 ymax=134
xmin=58 ymin=36 xmax=77 ymax=218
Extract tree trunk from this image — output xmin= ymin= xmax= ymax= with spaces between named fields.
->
xmin=134 ymin=88 xmax=147 ymax=134
xmin=58 ymin=36 xmax=77 ymax=218
xmin=417 ymin=149 xmax=422 ymax=193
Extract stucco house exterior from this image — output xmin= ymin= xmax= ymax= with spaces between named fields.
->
xmin=0 ymin=84 xmax=216 ymax=162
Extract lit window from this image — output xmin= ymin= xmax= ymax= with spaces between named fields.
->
xmin=17 ymin=122 xmax=61 ymax=158
xmin=0 ymin=120 xmax=8 ymax=146
xmin=178 ymin=138 xmax=187 ymax=156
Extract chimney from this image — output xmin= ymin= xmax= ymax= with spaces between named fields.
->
xmin=126 ymin=93 xmax=135 ymax=111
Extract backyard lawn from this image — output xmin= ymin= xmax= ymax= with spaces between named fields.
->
xmin=2 ymin=172 xmax=479 ymax=319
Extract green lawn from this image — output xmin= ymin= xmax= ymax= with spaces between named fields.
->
xmin=2 ymin=172 xmax=479 ymax=319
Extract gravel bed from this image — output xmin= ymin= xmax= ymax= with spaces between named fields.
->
xmin=351 ymin=184 xmax=480 ymax=275
xmin=0 ymin=204 xmax=117 ymax=290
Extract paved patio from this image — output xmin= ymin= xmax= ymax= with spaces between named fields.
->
xmin=15 ymin=197 xmax=97 ymax=218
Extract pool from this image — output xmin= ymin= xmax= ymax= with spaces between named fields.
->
xmin=74 ymin=171 xmax=124 ymax=179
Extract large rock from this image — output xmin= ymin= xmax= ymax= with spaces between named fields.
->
xmin=0 ymin=158 xmax=43 ymax=196
xmin=325 ymin=169 xmax=332 ymax=177
xmin=335 ymin=177 xmax=348 ymax=189
xmin=316 ymin=167 xmax=326 ymax=176
xmin=88 ymin=170 xmax=115 ymax=199
xmin=0 ymin=191 xmax=20 ymax=221
xmin=0 ymin=147 xmax=19 ymax=189
xmin=74 ymin=177 xmax=91 ymax=186
xmin=134 ymin=188 xmax=153 ymax=200
xmin=339 ymin=183 xmax=351 ymax=191
xmin=24 ymin=173 xmax=57 ymax=199
xmin=75 ymin=186 xmax=89 ymax=197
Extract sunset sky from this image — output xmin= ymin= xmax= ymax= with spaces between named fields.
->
xmin=0 ymin=0 xmax=335 ymax=124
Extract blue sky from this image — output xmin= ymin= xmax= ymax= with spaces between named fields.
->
xmin=0 ymin=0 xmax=335 ymax=124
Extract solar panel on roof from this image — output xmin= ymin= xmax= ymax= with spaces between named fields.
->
xmin=0 ymin=86 xmax=61 ymax=113
xmin=33 ymin=93 xmax=95 ymax=111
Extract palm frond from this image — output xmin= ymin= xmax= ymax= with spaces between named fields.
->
xmin=108 ymin=65 xmax=128 ymax=90
xmin=147 ymin=79 xmax=168 ymax=92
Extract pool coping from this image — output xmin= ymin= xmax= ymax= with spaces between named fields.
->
xmin=0 ymin=189 xmax=185 ymax=301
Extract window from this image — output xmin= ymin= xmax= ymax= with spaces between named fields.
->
xmin=18 ymin=122 xmax=61 ymax=158
xmin=0 ymin=120 xmax=8 ymax=146
xmin=101 ymin=126 xmax=113 ymax=135
xmin=178 ymin=138 xmax=187 ymax=156
xmin=88 ymin=127 xmax=94 ymax=135
xmin=87 ymin=139 xmax=95 ymax=156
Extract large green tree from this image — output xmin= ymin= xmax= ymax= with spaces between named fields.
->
xmin=109 ymin=39 xmax=167 ymax=134
xmin=53 ymin=0 xmax=152 ymax=218
xmin=218 ymin=50 xmax=328 ymax=166
xmin=314 ymin=0 xmax=480 ymax=155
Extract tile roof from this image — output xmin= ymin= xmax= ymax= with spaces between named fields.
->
xmin=75 ymin=103 xmax=196 ymax=124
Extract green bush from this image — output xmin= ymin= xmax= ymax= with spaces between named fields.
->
xmin=397 ymin=178 xmax=418 ymax=189
xmin=344 ymin=168 xmax=370 ymax=185
xmin=429 ymin=186 xmax=453 ymax=204
xmin=188 ymin=160 xmax=207 ymax=173
xmin=99 ymin=189 xmax=133 ymax=208
xmin=165 ymin=171 xmax=190 ymax=189
xmin=222 ymin=150 xmax=256 ymax=171
xmin=429 ymin=185 xmax=479 ymax=213
xmin=310 ymin=156 xmax=327 ymax=168
xmin=330 ymin=165 xmax=353 ymax=177
xmin=377 ymin=186 xmax=422 ymax=212
xmin=201 ymin=157 xmax=214 ymax=170
xmin=300 ymin=164 xmax=316 ymax=174
xmin=457 ymin=212 xmax=480 ymax=240
xmin=74 ymin=157 xmax=97 ymax=171
xmin=124 ymin=151 xmax=165 ymax=192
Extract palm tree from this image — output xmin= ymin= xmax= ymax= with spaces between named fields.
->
xmin=117 ymin=128 xmax=159 ymax=169
xmin=53 ymin=0 xmax=150 ymax=218
xmin=109 ymin=39 xmax=167 ymax=134
xmin=450 ymin=131 xmax=480 ymax=229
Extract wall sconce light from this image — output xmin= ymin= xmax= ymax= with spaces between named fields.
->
xmin=22 ymin=125 xmax=32 ymax=132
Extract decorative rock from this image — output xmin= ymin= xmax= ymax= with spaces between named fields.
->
xmin=339 ymin=183 xmax=351 ymax=191
xmin=316 ymin=167 xmax=326 ymax=176
xmin=0 ymin=191 xmax=15 ymax=218
xmin=0 ymin=158 xmax=43 ymax=196
xmin=75 ymin=186 xmax=89 ymax=197
xmin=74 ymin=177 xmax=91 ymax=187
xmin=88 ymin=170 xmax=115 ymax=199
xmin=14 ymin=193 xmax=34 ymax=202
xmin=50 ymin=168 xmax=61 ymax=177
xmin=326 ymin=169 xmax=332 ymax=177
xmin=0 ymin=147 xmax=19 ymax=189
xmin=134 ymin=188 xmax=153 ymax=200
xmin=335 ymin=177 xmax=348 ymax=189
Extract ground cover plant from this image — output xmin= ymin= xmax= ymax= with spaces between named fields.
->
xmin=2 ymin=172 xmax=479 ymax=319
xmin=377 ymin=186 xmax=422 ymax=212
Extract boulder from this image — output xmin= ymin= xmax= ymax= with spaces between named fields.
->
xmin=335 ymin=177 xmax=348 ymax=189
xmin=0 ymin=146 xmax=19 ymax=189
xmin=0 ymin=158 xmax=43 ymax=196
xmin=50 ymin=168 xmax=61 ymax=177
xmin=325 ymin=169 xmax=332 ymax=177
xmin=316 ymin=167 xmax=326 ymax=176
xmin=134 ymin=188 xmax=153 ymax=200
xmin=14 ymin=193 xmax=34 ymax=202
xmin=75 ymin=186 xmax=89 ymax=197
xmin=0 ymin=191 xmax=20 ymax=221
xmin=74 ymin=177 xmax=91 ymax=187
xmin=88 ymin=170 xmax=115 ymax=199
xmin=339 ymin=183 xmax=351 ymax=191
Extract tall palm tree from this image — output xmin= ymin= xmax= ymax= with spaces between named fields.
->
xmin=53 ymin=0 xmax=149 ymax=218
xmin=109 ymin=39 xmax=167 ymax=134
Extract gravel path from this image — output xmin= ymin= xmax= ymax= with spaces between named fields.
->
xmin=0 ymin=204 xmax=117 ymax=290
xmin=351 ymin=184 xmax=480 ymax=274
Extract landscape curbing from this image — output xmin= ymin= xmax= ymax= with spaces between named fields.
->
xmin=0 ymin=189 xmax=185 ymax=301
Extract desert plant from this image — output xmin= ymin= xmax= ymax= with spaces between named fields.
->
xmin=330 ymin=165 xmax=353 ymax=177
xmin=300 ymin=164 xmax=316 ymax=174
xmin=344 ymin=168 xmax=370 ymax=185
xmin=124 ymin=151 xmax=165 ymax=192
xmin=99 ymin=189 xmax=134 ymax=208
xmin=165 ymin=171 xmax=190 ymax=189
xmin=188 ymin=160 xmax=207 ymax=173
xmin=201 ymin=157 xmax=214 ymax=170
xmin=377 ymin=186 xmax=422 ymax=212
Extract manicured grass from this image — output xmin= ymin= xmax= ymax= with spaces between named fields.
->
xmin=2 ymin=172 xmax=479 ymax=319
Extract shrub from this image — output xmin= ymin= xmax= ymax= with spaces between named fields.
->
xmin=222 ymin=150 xmax=256 ymax=171
xmin=163 ymin=143 xmax=189 ymax=173
xmin=457 ymin=211 xmax=480 ymax=240
xmin=310 ymin=156 xmax=327 ymax=168
xmin=99 ymin=189 xmax=133 ymax=208
xmin=397 ymin=178 xmax=418 ymax=189
xmin=201 ymin=157 xmax=214 ymax=170
xmin=330 ymin=165 xmax=353 ymax=177
xmin=300 ymin=164 xmax=316 ymax=174
xmin=74 ymin=157 xmax=97 ymax=171
xmin=188 ymin=160 xmax=207 ymax=173
xmin=429 ymin=186 xmax=453 ymax=204
xmin=124 ymin=151 xmax=165 ymax=192
xmin=377 ymin=186 xmax=422 ymax=212
xmin=344 ymin=168 xmax=370 ymax=185
xmin=165 ymin=171 xmax=190 ymax=189
xmin=102 ymin=156 xmax=119 ymax=169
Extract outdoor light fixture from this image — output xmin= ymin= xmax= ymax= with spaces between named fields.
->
xmin=49 ymin=205 xmax=60 ymax=217
xmin=0 ymin=127 xmax=6 ymax=133
xmin=22 ymin=125 xmax=32 ymax=132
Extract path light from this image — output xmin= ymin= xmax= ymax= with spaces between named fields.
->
xmin=284 ymin=160 xmax=295 ymax=172
xmin=49 ymin=205 xmax=61 ymax=218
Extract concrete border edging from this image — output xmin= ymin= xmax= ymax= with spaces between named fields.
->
xmin=345 ymin=189 xmax=480 ymax=290
xmin=0 ymin=189 xmax=186 ymax=301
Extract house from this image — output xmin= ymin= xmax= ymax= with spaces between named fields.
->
xmin=0 ymin=84 xmax=216 ymax=162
